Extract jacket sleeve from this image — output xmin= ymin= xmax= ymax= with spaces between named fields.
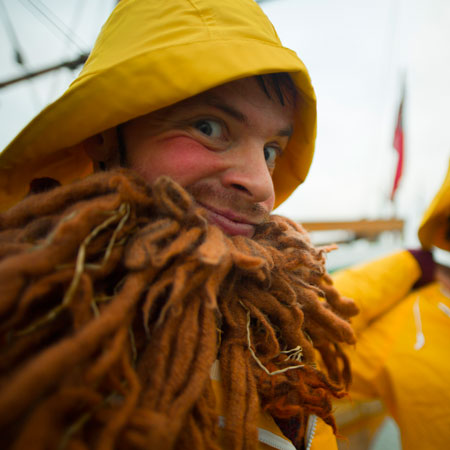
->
xmin=332 ymin=250 xmax=421 ymax=334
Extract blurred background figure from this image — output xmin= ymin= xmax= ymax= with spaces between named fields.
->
xmin=332 ymin=161 xmax=450 ymax=450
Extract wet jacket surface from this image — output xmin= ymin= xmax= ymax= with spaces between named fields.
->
xmin=333 ymin=250 xmax=450 ymax=449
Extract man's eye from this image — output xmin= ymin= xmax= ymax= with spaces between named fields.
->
xmin=264 ymin=145 xmax=279 ymax=166
xmin=194 ymin=119 xmax=223 ymax=137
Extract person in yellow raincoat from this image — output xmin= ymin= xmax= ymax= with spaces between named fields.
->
xmin=333 ymin=161 xmax=450 ymax=449
xmin=0 ymin=1 xmax=358 ymax=449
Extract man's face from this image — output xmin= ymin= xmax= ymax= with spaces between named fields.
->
xmin=121 ymin=77 xmax=295 ymax=237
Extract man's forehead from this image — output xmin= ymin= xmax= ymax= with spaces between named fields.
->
xmin=171 ymin=76 xmax=284 ymax=105
xmin=174 ymin=79 xmax=256 ymax=109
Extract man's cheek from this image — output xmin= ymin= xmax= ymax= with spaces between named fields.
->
xmin=151 ymin=137 xmax=222 ymax=185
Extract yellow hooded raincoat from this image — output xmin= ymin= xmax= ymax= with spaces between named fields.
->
xmin=332 ymin=162 xmax=450 ymax=449
xmin=0 ymin=0 xmax=336 ymax=448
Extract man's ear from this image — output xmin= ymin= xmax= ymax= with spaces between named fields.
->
xmin=83 ymin=128 xmax=119 ymax=170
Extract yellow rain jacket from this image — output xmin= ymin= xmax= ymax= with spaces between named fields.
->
xmin=0 ymin=0 xmax=337 ymax=448
xmin=332 ymin=162 xmax=450 ymax=449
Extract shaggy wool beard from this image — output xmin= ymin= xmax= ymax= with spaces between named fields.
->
xmin=0 ymin=169 xmax=358 ymax=450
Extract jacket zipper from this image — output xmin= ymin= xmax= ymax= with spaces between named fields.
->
xmin=305 ymin=414 xmax=317 ymax=450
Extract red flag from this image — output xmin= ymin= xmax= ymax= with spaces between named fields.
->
xmin=390 ymin=93 xmax=404 ymax=201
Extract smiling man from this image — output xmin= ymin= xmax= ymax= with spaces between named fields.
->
xmin=0 ymin=1 xmax=358 ymax=449
xmin=86 ymin=76 xmax=295 ymax=238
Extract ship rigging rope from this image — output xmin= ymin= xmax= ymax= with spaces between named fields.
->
xmin=18 ymin=0 xmax=88 ymax=53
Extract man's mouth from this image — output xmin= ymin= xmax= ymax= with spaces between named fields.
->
xmin=197 ymin=202 xmax=257 ymax=237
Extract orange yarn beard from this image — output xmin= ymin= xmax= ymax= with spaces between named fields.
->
xmin=0 ymin=170 xmax=358 ymax=450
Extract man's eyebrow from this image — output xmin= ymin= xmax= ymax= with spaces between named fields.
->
xmin=205 ymin=98 xmax=248 ymax=124
xmin=204 ymin=97 xmax=294 ymax=138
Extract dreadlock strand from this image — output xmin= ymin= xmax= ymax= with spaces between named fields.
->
xmin=150 ymin=227 xmax=203 ymax=268
xmin=303 ymin=304 xmax=356 ymax=345
xmin=152 ymin=175 xmax=194 ymax=221
xmin=242 ymin=357 xmax=260 ymax=450
xmin=85 ymin=326 xmax=129 ymax=385
xmin=140 ymin=275 xmax=173 ymax=337
xmin=218 ymin=302 xmax=260 ymax=449
xmin=156 ymin=294 xmax=204 ymax=410
xmin=174 ymin=382 xmax=220 ymax=450
xmin=178 ymin=413 xmax=206 ymax=450
xmin=95 ymin=352 xmax=141 ymax=450
xmin=0 ymin=318 xmax=65 ymax=374
xmin=136 ymin=314 xmax=186 ymax=412
xmin=238 ymin=297 xmax=281 ymax=359
xmin=293 ymin=288 xmax=356 ymax=345
xmin=10 ymin=387 xmax=103 ymax=450
xmin=86 ymin=244 xmax=125 ymax=282
xmin=332 ymin=342 xmax=352 ymax=388
xmin=220 ymin=344 xmax=253 ymax=449
xmin=0 ymin=175 xmax=105 ymax=231
xmin=156 ymin=260 xmax=204 ymax=326
xmin=167 ymin=302 xmax=218 ymax=419
xmin=139 ymin=289 xmax=212 ymax=415
xmin=0 ymin=267 xmax=72 ymax=334
xmin=174 ymin=381 xmax=220 ymax=450
xmin=304 ymin=329 xmax=352 ymax=386
xmin=228 ymin=238 xmax=268 ymax=273
xmin=202 ymin=258 xmax=232 ymax=309
xmin=265 ymin=272 xmax=298 ymax=306
xmin=108 ymin=171 xmax=153 ymax=210
xmin=65 ymin=272 xmax=96 ymax=332
xmin=239 ymin=289 xmax=303 ymax=355
xmin=196 ymin=224 xmax=229 ymax=265
xmin=124 ymin=218 xmax=181 ymax=270
xmin=319 ymin=278 xmax=360 ymax=318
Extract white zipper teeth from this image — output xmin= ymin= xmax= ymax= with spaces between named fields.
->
xmin=217 ymin=416 xmax=296 ymax=450
xmin=257 ymin=427 xmax=296 ymax=450
xmin=305 ymin=415 xmax=318 ymax=450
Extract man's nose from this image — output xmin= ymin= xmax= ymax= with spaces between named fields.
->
xmin=221 ymin=142 xmax=275 ymax=208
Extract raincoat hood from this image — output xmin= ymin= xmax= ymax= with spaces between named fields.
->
xmin=0 ymin=0 xmax=316 ymax=211
xmin=418 ymin=160 xmax=450 ymax=251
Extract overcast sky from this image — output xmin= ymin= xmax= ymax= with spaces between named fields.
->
xmin=1 ymin=0 xmax=449 ymax=247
